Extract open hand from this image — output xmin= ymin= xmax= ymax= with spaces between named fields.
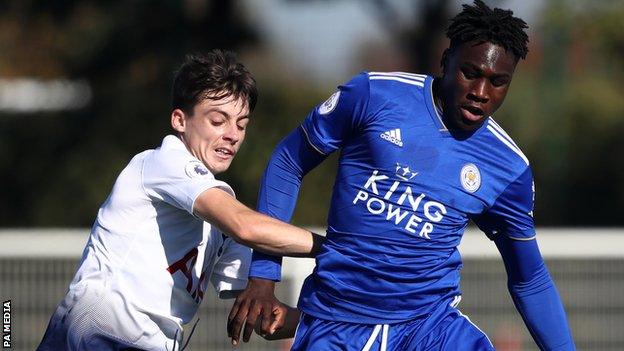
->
xmin=227 ymin=278 xmax=281 ymax=345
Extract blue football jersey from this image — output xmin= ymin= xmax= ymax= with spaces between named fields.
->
xmin=254 ymin=72 xmax=535 ymax=324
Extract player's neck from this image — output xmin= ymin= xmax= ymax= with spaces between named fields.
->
xmin=432 ymin=78 xmax=444 ymax=114
xmin=431 ymin=78 xmax=450 ymax=128
xmin=431 ymin=78 xmax=483 ymax=137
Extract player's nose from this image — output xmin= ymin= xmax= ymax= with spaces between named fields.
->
xmin=222 ymin=124 xmax=241 ymax=144
xmin=468 ymin=79 xmax=489 ymax=103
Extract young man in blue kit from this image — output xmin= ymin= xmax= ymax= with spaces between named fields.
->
xmin=229 ymin=1 xmax=575 ymax=350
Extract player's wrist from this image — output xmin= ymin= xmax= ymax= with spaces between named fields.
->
xmin=248 ymin=277 xmax=276 ymax=289
xmin=248 ymin=267 xmax=281 ymax=282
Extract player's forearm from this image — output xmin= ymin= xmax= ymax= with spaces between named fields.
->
xmin=495 ymin=236 xmax=575 ymax=350
xmin=194 ymin=188 xmax=323 ymax=256
xmin=234 ymin=207 xmax=324 ymax=257
xmin=249 ymin=127 xmax=327 ymax=277
xmin=509 ymin=269 xmax=575 ymax=350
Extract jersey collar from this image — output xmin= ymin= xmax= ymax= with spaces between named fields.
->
xmin=161 ymin=134 xmax=190 ymax=152
xmin=424 ymin=76 xmax=449 ymax=132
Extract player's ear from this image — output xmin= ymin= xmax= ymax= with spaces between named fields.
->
xmin=171 ymin=109 xmax=187 ymax=133
xmin=440 ymin=48 xmax=450 ymax=75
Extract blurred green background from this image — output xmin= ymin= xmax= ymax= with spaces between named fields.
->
xmin=0 ymin=0 xmax=622 ymax=228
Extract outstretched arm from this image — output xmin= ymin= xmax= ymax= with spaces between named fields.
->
xmin=228 ymin=127 xmax=326 ymax=345
xmin=495 ymin=235 xmax=575 ymax=350
xmin=250 ymin=72 xmax=370 ymax=282
xmin=193 ymin=187 xmax=324 ymax=257
xmin=250 ymin=126 xmax=328 ymax=280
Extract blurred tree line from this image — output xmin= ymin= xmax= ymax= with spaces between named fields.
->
xmin=0 ymin=0 xmax=622 ymax=227
xmin=498 ymin=0 xmax=624 ymax=226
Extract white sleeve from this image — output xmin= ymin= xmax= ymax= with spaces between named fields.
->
xmin=142 ymin=149 xmax=234 ymax=215
xmin=211 ymin=237 xmax=251 ymax=295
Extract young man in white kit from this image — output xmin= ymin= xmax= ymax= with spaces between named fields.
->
xmin=37 ymin=50 xmax=316 ymax=351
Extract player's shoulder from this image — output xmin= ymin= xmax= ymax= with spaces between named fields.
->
xmin=362 ymin=71 xmax=430 ymax=103
xmin=336 ymin=71 xmax=431 ymax=101
xmin=146 ymin=135 xmax=216 ymax=180
xmin=343 ymin=71 xmax=430 ymax=88
xmin=480 ymin=117 xmax=530 ymax=172
xmin=150 ymin=135 xmax=197 ymax=163
xmin=124 ymin=149 xmax=152 ymax=167
xmin=366 ymin=71 xmax=430 ymax=88
xmin=111 ymin=148 xmax=153 ymax=182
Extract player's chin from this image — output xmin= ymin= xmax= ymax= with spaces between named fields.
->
xmin=459 ymin=107 xmax=486 ymax=124
xmin=211 ymin=159 xmax=234 ymax=174
xmin=462 ymin=117 xmax=485 ymax=128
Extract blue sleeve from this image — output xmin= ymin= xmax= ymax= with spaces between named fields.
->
xmin=250 ymin=73 xmax=370 ymax=281
xmin=495 ymin=235 xmax=575 ymax=350
xmin=473 ymin=167 xmax=536 ymax=240
xmin=300 ymin=72 xmax=371 ymax=155
xmin=248 ymin=127 xmax=326 ymax=281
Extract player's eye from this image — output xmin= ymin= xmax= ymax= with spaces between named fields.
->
xmin=237 ymin=119 xmax=249 ymax=131
xmin=461 ymin=68 xmax=477 ymax=80
xmin=491 ymin=77 xmax=509 ymax=87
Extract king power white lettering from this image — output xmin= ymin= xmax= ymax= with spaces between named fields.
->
xmin=353 ymin=170 xmax=447 ymax=239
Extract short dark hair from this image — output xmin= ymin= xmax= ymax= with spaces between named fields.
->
xmin=172 ymin=50 xmax=257 ymax=114
xmin=442 ymin=0 xmax=529 ymax=69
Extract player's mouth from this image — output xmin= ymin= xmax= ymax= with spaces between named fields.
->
xmin=215 ymin=147 xmax=235 ymax=159
xmin=460 ymin=104 xmax=485 ymax=123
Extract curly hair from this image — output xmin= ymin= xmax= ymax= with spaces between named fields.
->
xmin=442 ymin=0 xmax=529 ymax=70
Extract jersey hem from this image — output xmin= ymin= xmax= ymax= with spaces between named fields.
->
xmin=298 ymin=293 xmax=458 ymax=325
xmin=298 ymin=305 xmax=427 ymax=325
xmin=190 ymin=182 xmax=235 ymax=219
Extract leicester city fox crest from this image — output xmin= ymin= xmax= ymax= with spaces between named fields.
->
xmin=460 ymin=163 xmax=481 ymax=193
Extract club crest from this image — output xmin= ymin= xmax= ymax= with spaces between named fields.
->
xmin=460 ymin=163 xmax=481 ymax=193
xmin=185 ymin=160 xmax=210 ymax=178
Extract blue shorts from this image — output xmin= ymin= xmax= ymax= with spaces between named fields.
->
xmin=291 ymin=297 xmax=494 ymax=351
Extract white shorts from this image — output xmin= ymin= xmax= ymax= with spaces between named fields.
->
xmin=37 ymin=281 xmax=181 ymax=351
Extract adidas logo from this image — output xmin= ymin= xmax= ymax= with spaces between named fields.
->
xmin=380 ymin=129 xmax=403 ymax=147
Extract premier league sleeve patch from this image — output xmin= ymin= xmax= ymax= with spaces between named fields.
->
xmin=460 ymin=163 xmax=481 ymax=193
xmin=185 ymin=160 xmax=211 ymax=179
xmin=317 ymin=91 xmax=341 ymax=115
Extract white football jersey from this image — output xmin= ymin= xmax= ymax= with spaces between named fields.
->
xmin=39 ymin=135 xmax=250 ymax=350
